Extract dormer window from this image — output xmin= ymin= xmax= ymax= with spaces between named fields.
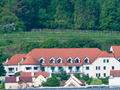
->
xmin=22 ymin=57 xmax=26 ymax=61
xmin=39 ymin=57 xmax=45 ymax=63
xmin=57 ymin=57 xmax=63 ymax=63
xmin=118 ymin=57 xmax=120 ymax=62
xmin=49 ymin=57 xmax=55 ymax=63
xmin=67 ymin=57 xmax=73 ymax=63
xmin=84 ymin=57 xmax=90 ymax=63
xmin=74 ymin=57 xmax=80 ymax=63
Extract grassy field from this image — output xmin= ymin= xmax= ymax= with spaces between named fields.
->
xmin=0 ymin=29 xmax=119 ymax=43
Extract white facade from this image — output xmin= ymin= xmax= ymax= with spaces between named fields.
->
xmin=109 ymin=76 xmax=120 ymax=85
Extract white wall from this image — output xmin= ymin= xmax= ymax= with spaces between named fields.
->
xmin=88 ymin=57 xmax=120 ymax=78
xmin=109 ymin=77 xmax=120 ymax=85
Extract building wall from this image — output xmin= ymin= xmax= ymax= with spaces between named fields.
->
xmin=4 ymin=65 xmax=19 ymax=76
xmin=34 ymin=75 xmax=47 ymax=86
xmin=5 ymin=83 xmax=19 ymax=89
xmin=109 ymin=77 xmax=120 ymax=85
xmin=89 ymin=57 xmax=120 ymax=78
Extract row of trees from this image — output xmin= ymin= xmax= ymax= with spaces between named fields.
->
xmin=41 ymin=69 xmax=109 ymax=86
xmin=0 ymin=0 xmax=120 ymax=33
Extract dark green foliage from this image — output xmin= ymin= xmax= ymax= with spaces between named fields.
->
xmin=0 ymin=63 xmax=6 ymax=76
xmin=39 ymin=38 xmax=63 ymax=48
xmin=65 ymin=37 xmax=101 ymax=49
xmin=74 ymin=73 xmax=89 ymax=81
xmin=53 ymin=68 xmax=70 ymax=81
xmin=13 ymin=71 xmax=21 ymax=77
xmin=42 ymin=76 xmax=60 ymax=87
xmin=1 ymin=0 xmax=120 ymax=32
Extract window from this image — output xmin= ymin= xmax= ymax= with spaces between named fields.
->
xmin=51 ymin=67 xmax=55 ymax=72
xmin=103 ymin=66 xmax=106 ymax=70
xmin=107 ymin=59 xmax=109 ymax=63
xmin=57 ymin=57 xmax=63 ymax=63
xmin=104 ymin=73 xmax=106 ymax=77
xmin=74 ymin=57 xmax=80 ymax=63
xmin=118 ymin=57 xmax=120 ymax=62
xmin=41 ymin=67 xmax=45 ymax=71
xmin=103 ymin=59 xmax=106 ymax=63
xmin=76 ymin=66 xmax=80 ymax=72
xmin=39 ymin=57 xmax=45 ymax=63
xmin=69 ymin=67 xmax=72 ymax=72
xmin=34 ymin=67 xmax=38 ymax=70
xmin=67 ymin=57 xmax=73 ymax=63
xmin=8 ymin=68 xmax=14 ymax=73
xmin=86 ymin=66 xmax=89 ymax=70
xmin=26 ymin=67 xmax=31 ymax=70
xmin=96 ymin=73 xmax=100 ymax=77
xmin=112 ymin=66 xmax=114 ymax=70
xmin=49 ymin=57 xmax=55 ymax=63
xmin=59 ymin=67 xmax=62 ymax=72
xmin=96 ymin=66 xmax=100 ymax=70
xmin=16 ymin=68 xmax=18 ymax=71
xmin=84 ymin=57 xmax=90 ymax=63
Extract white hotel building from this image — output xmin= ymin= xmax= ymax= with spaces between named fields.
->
xmin=3 ymin=46 xmax=120 ymax=78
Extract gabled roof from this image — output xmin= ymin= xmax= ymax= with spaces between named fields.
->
xmin=110 ymin=70 xmax=120 ymax=77
xmin=5 ymin=77 xmax=16 ymax=83
xmin=20 ymin=55 xmax=40 ymax=65
xmin=34 ymin=72 xmax=47 ymax=78
xmin=111 ymin=46 xmax=120 ymax=59
xmin=4 ymin=54 xmax=26 ymax=65
xmin=64 ymin=74 xmax=84 ymax=87
xmin=97 ymin=51 xmax=114 ymax=58
xmin=24 ymin=48 xmax=102 ymax=65
xmin=20 ymin=72 xmax=47 ymax=78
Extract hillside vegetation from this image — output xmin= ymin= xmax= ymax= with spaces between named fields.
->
xmin=0 ymin=0 xmax=120 ymax=32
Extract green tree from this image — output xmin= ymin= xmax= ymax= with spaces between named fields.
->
xmin=0 ymin=63 xmax=6 ymax=76
xmin=65 ymin=37 xmax=101 ymax=49
xmin=99 ymin=0 xmax=119 ymax=30
xmin=42 ymin=76 xmax=60 ymax=87
xmin=39 ymin=38 xmax=63 ymax=48
xmin=54 ymin=68 xmax=70 ymax=81
xmin=90 ymin=78 xmax=102 ymax=85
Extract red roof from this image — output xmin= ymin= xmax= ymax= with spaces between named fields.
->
xmin=98 ymin=51 xmax=114 ymax=57
xmin=4 ymin=54 xmax=26 ymax=65
xmin=23 ymin=48 xmax=102 ymax=65
xmin=20 ymin=55 xmax=40 ymax=65
xmin=111 ymin=46 xmax=120 ymax=59
xmin=21 ymin=72 xmax=47 ymax=78
xmin=110 ymin=70 xmax=120 ymax=77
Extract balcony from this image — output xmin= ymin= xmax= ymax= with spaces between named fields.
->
xmin=8 ymin=71 xmax=15 ymax=73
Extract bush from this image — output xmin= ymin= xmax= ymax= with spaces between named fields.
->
xmin=0 ymin=84 xmax=3 ymax=89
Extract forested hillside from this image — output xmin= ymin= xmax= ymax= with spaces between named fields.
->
xmin=0 ymin=0 xmax=120 ymax=33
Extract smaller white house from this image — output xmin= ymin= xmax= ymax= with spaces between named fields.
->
xmin=64 ymin=74 xmax=85 ymax=87
xmin=20 ymin=72 xmax=47 ymax=86
xmin=109 ymin=70 xmax=120 ymax=85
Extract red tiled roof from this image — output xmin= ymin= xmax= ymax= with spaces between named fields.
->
xmin=5 ymin=77 xmax=16 ymax=83
xmin=4 ymin=54 xmax=26 ymax=65
xmin=24 ymin=48 xmax=102 ymax=65
xmin=34 ymin=72 xmax=47 ymax=78
xmin=111 ymin=46 xmax=120 ymax=59
xmin=110 ymin=70 xmax=120 ymax=77
xmin=20 ymin=72 xmax=47 ymax=78
xmin=21 ymin=72 xmax=31 ymax=77
xmin=98 ymin=51 xmax=114 ymax=57
xmin=20 ymin=55 xmax=40 ymax=65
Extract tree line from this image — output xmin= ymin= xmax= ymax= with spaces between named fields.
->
xmin=0 ymin=0 xmax=120 ymax=33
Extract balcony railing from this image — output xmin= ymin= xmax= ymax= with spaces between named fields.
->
xmin=8 ymin=71 xmax=15 ymax=73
